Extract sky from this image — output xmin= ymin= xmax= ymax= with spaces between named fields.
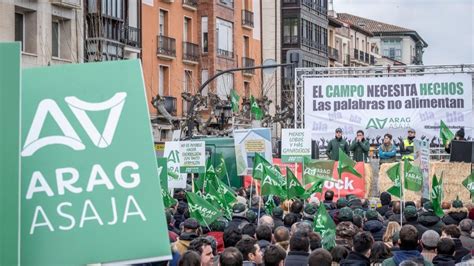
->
xmin=333 ymin=0 xmax=474 ymax=65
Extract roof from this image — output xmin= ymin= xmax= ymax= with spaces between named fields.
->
xmin=336 ymin=13 xmax=428 ymax=47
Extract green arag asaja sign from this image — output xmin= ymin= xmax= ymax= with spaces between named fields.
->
xmin=20 ymin=60 xmax=171 ymax=265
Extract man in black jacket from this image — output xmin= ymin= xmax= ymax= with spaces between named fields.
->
xmin=376 ymin=192 xmax=392 ymax=217
xmin=404 ymin=206 xmax=428 ymax=239
xmin=432 ymin=238 xmax=457 ymax=266
xmin=284 ymin=231 xmax=310 ymax=266
xmin=339 ymin=231 xmax=373 ymax=266
xmin=363 ymin=210 xmax=385 ymax=241
xmin=418 ymin=201 xmax=444 ymax=234
xmin=323 ymin=190 xmax=337 ymax=210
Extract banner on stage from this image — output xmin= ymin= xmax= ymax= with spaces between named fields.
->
xmin=281 ymin=128 xmax=311 ymax=163
xmin=234 ymin=128 xmax=273 ymax=175
xmin=304 ymin=74 xmax=473 ymax=142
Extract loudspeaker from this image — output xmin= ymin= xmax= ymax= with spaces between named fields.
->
xmin=450 ymin=140 xmax=474 ymax=163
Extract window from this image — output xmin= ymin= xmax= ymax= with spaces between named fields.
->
xmin=283 ymin=18 xmax=298 ymax=44
xmin=201 ymin=69 xmax=209 ymax=97
xmin=159 ymin=65 xmax=169 ymax=95
xmin=52 ymin=21 xmax=59 ymax=57
xmin=216 ymin=72 xmax=233 ymax=100
xmin=159 ymin=10 xmax=167 ymax=35
xmin=184 ymin=17 xmax=191 ymax=42
xmin=381 ymin=38 xmax=402 ymax=60
xmin=243 ymin=36 xmax=249 ymax=57
xmin=15 ymin=13 xmax=24 ymax=51
xmin=183 ymin=70 xmax=193 ymax=114
xmin=244 ymin=82 xmax=250 ymax=98
xmin=216 ymin=18 xmax=233 ymax=57
xmin=201 ymin=17 xmax=208 ymax=52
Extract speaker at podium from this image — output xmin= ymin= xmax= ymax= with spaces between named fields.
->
xmin=450 ymin=140 xmax=474 ymax=163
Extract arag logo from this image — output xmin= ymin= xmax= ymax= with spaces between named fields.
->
xmin=21 ymin=92 xmax=127 ymax=157
xmin=366 ymin=118 xmax=388 ymax=130
xmin=366 ymin=117 xmax=411 ymax=130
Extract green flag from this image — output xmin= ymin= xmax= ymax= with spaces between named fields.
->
xmin=313 ymin=203 xmax=336 ymax=250
xmin=302 ymin=178 xmax=326 ymax=199
xmin=261 ymin=164 xmax=285 ymax=197
xmin=286 ymin=167 xmax=306 ymax=199
xmin=264 ymin=195 xmax=276 ymax=215
xmin=338 ymin=148 xmax=362 ymax=178
xmin=215 ymin=178 xmax=238 ymax=206
xmin=252 ymin=153 xmax=274 ymax=180
xmin=186 ymin=192 xmax=222 ymax=226
xmin=462 ymin=173 xmax=474 ymax=197
xmin=196 ymin=159 xmax=219 ymax=191
xmin=250 ymin=95 xmax=263 ymax=120
xmin=303 ymin=157 xmax=335 ymax=185
xmin=215 ymin=153 xmax=228 ymax=179
xmin=404 ymin=159 xmax=423 ymax=192
xmin=231 ymin=89 xmax=240 ymax=112
xmin=440 ymin=120 xmax=455 ymax=147
xmin=386 ymin=162 xmax=402 ymax=198
xmin=431 ymin=174 xmax=444 ymax=217
xmin=162 ymin=188 xmax=177 ymax=208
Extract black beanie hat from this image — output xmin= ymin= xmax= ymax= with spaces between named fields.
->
xmin=456 ymin=127 xmax=465 ymax=139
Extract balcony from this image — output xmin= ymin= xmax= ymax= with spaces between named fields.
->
xmin=283 ymin=36 xmax=298 ymax=45
xmin=121 ymin=25 xmax=140 ymax=48
xmin=162 ymin=96 xmax=177 ymax=116
xmin=364 ymin=52 xmax=370 ymax=64
xmin=217 ymin=49 xmax=234 ymax=59
xmin=343 ymin=54 xmax=350 ymax=66
xmin=182 ymin=42 xmax=199 ymax=64
xmin=242 ymin=10 xmax=254 ymax=29
xmin=242 ymin=57 xmax=255 ymax=76
xmin=157 ymin=35 xmax=176 ymax=60
xmin=182 ymin=0 xmax=197 ymax=11
xmin=370 ymin=55 xmax=375 ymax=65
xmin=51 ymin=0 xmax=81 ymax=8
xmin=328 ymin=47 xmax=339 ymax=61
xmin=359 ymin=50 xmax=364 ymax=62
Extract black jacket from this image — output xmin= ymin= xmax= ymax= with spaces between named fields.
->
xmin=227 ymin=216 xmax=250 ymax=231
xmin=453 ymin=238 xmax=470 ymax=263
xmin=339 ymin=251 xmax=371 ymax=266
xmin=405 ymin=219 xmax=428 ymax=239
xmin=323 ymin=200 xmax=337 ymax=210
xmin=432 ymin=254 xmax=456 ymax=266
xmin=376 ymin=205 xmax=391 ymax=217
xmin=284 ymin=251 xmax=309 ymax=266
xmin=273 ymin=217 xmax=284 ymax=229
xmin=363 ymin=220 xmax=385 ymax=241
xmin=442 ymin=211 xmax=468 ymax=226
xmin=418 ymin=211 xmax=444 ymax=234
xmin=326 ymin=137 xmax=350 ymax=161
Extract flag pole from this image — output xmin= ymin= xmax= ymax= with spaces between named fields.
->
xmin=400 ymin=161 xmax=404 ymax=226
xmin=256 ymin=179 xmax=261 ymax=223
xmin=192 ymin=173 xmax=195 ymax=193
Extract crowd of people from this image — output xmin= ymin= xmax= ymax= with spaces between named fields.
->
xmin=144 ymin=187 xmax=474 ymax=266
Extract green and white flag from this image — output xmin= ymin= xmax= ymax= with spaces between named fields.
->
xmin=264 ymin=195 xmax=276 ymax=215
xmin=303 ymin=157 xmax=334 ymax=185
xmin=215 ymin=178 xmax=237 ymax=206
xmin=462 ymin=173 xmax=474 ymax=197
xmin=404 ymin=159 xmax=423 ymax=192
xmin=250 ymin=95 xmax=263 ymax=120
xmin=440 ymin=120 xmax=455 ymax=147
xmin=286 ymin=167 xmax=305 ymax=199
xmin=386 ymin=162 xmax=402 ymax=198
xmin=313 ymin=203 xmax=336 ymax=250
xmin=162 ymin=188 xmax=177 ymax=208
xmin=338 ymin=148 xmax=362 ymax=178
xmin=431 ymin=174 xmax=444 ymax=217
xmin=261 ymin=165 xmax=285 ymax=197
xmin=215 ymin=153 xmax=228 ymax=179
xmin=230 ymin=89 xmax=240 ymax=112
xmin=252 ymin=153 xmax=276 ymax=180
xmin=186 ymin=192 xmax=222 ymax=226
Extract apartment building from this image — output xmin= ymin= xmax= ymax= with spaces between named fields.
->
xmin=336 ymin=13 xmax=427 ymax=65
xmin=84 ymin=0 xmax=141 ymax=62
xmin=0 ymin=0 xmax=84 ymax=68
xmin=142 ymin=0 xmax=262 ymax=141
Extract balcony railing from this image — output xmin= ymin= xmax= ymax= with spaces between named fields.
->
xmin=370 ymin=55 xmax=375 ymax=65
xmin=344 ymin=54 xmax=350 ymax=66
xmin=121 ymin=25 xmax=140 ymax=48
xmin=359 ymin=50 xmax=364 ymax=62
xmin=217 ymin=48 xmax=234 ymax=59
xmin=157 ymin=35 xmax=176 ymax=58
xmin=242 ymin=10 xmax=254 ymax=28
xmin=365 ymin=52 xmax=370 ymax=63
xmin=242 ymin=57 xmax=255 ymax=75
xmin=328 ymin=47 xmax=339 ymax=61
xmin=182 ymin=0 xmax=197 ymax=10
xmin=283 ymin=36 xmax=298 ymax=45
xmin=183 ymin=42 xmax=199 ymax=63
xmin=162 ymin=96 xmax=177 ymax=116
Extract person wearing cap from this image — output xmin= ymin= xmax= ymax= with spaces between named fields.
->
xmin=349 ymin=130 xmax=370 ymax=162
xmin=173 ymin=218 xmax=201 ymax=255
xmin=399 ymin=128 xmax=417 ymax=161
xmin=379 ymin=133 xmax=398 ymax=165
xmin=302 ymin=204 xmax=317 ymax=223
xmin=459 ymin=219 xmax=474 ymax=250
xmin=442 ymin=197 xmax=468 ymax=226
xmin=326 ymin=128 xmax=350 ymax=161
xmin=363 ymin=209 xmax=385 ymax=241
xmin=418 ymin=201 xmax=444 ymax=234
xmin=404 ymin=205 xmax=428 ymax=239
xmin=272 ymin=207 xmax=284 ymax=228
xmin=445 ymin=127 xmax=465 ymax=154
xmin=441 ymin=225 xmax=470 ymax=263
xmin=420 ymin=230 xmax=440 ymax=263
xmin=228 ymin=203 xmax=250 ymax=231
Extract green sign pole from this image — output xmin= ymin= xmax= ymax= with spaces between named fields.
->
xmin=0 ymin=42 xmax=21 ymax=266
xmin=20 ymin=60 xmax=171 ymax=265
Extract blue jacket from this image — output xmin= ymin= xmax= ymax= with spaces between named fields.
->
xmin=379 ymin=143 xmax=397 ymax=163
